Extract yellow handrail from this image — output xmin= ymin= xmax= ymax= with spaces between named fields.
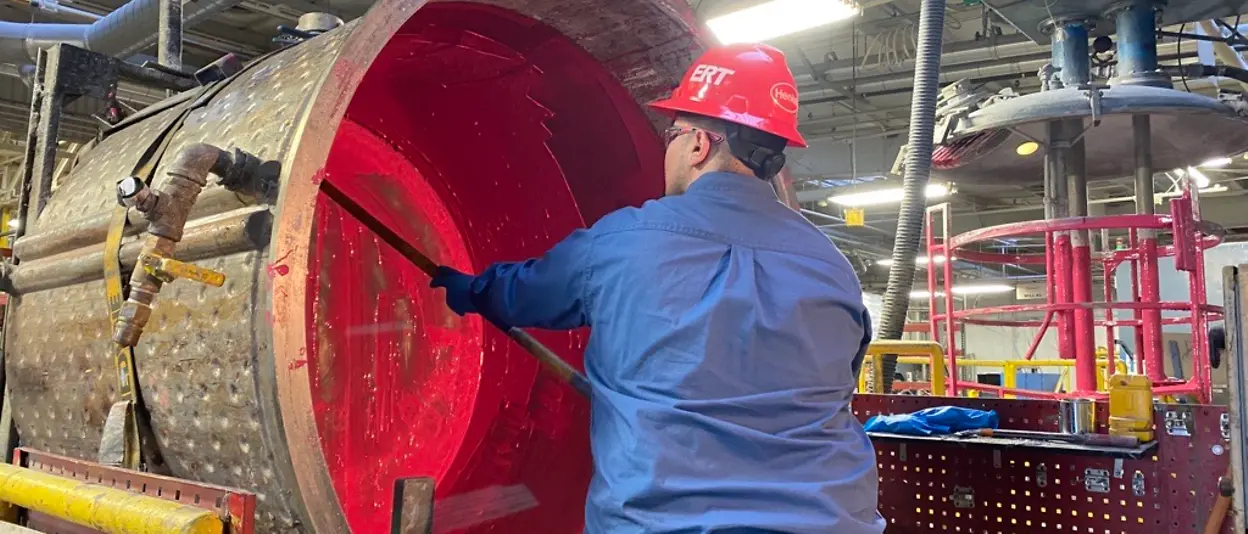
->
xmin=861 ymin=341 xmax=947 ymax=396
xmin=0 ymin=463 xmax=220 ymax=534
xmin=859 ymin=341 xmax=1130 ymax=397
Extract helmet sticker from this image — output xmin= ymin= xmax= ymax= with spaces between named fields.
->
xmin=771 ymin=83 xmax=799 ymax=114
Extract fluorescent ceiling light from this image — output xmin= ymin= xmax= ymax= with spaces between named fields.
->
xmin=1187 ymin=167 xmax=1211 ymax=188
xmin=1200 ymin=157 xmax=1233 ymax=168
xmin=707 ymin=0 xmax=860 ymax=45
xmin=829 ymin=183 xmax=950 ymax=207
xmin=877 ymin=255 xmax=947 ymax=268
xmin=911 ymin=283 xmax=1014 ymax=299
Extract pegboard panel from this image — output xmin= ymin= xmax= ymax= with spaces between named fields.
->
xmin=854 ymin=395 xmax=1233 ymax=534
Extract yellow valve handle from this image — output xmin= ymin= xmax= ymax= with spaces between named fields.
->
xmin=139 ymin=253 xmax=226 ymax=287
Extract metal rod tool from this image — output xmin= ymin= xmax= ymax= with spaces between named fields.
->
xmin=320 ymin=179 xmax=592 ymax=398
xmin=956 ymin=428 xmax=1141 ymax=448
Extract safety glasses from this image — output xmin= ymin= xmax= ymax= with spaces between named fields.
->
xmin=662 ymin=126 xmax=725 ymax=148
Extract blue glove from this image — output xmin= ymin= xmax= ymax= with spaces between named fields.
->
xmin=430 ymin=266 xmax=478 ymax=316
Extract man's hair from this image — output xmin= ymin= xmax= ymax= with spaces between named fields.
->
xmin=678 ymin=113 xmax=788 ymax=179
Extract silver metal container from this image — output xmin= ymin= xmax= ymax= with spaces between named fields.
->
xmin=1059 ymin=398 xmax=1096 ymax=434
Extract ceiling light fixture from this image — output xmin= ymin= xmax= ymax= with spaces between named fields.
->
xmin=1200 ymin=156 xmax=1233 ymax=168
xmin=829 ymin=183 xmax=951 ymax=207
xmin=707 ymin=0 xmax=860 ymax=45
xmin=910 ymin=283 xmax=1014 ymax=300
xmin=1015 ymin=141 xmax=1040 ymax=156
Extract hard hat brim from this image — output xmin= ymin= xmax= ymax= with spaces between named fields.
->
xmin=647 ymin=98 xmax=809 ymax=149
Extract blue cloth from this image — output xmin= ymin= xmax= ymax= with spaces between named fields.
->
xmin=463 ymin=172 xmax=884 ymax=534
xmin=429 ymin=266 xmax=478 ymax=316
xmin=863 ymin=407 xmax=999 ymax=436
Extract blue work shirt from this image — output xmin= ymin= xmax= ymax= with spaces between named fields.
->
xmin=471 ymin=172 xmax=884 ymax=534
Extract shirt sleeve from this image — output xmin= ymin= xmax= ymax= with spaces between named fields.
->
xmin=468 ymin=228 xmax=594 ymax=330
xmin=850 ymin=309 xmax=873 ymax=375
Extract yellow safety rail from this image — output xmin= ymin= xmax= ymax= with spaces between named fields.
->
xmin=861 ymin=340 xmax=948 ymax=395
xmin=0 ymin=463 xmax=221 ymax=534
xmin=859 ymin=341 xmax=1130 ymax=397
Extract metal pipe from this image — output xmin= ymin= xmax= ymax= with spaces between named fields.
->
xmin=157 ymin=0 xmax=182 ymax=70
xmin=1067 ymin=115 xmax=1096 ymax=392
xmin=1045 ymin=118 xmax=1073 ymax=366
xmin=1053 ymin=21 xmax=1090 ymax=87
xmin=877 ymin=0 xmax=946 ymax=393
xmin=1103 ymin=258 xmax=1117 ymax=381
xmin=30 ymin=0 xmax=103 ymax=21
xmin=1113 ymin=0 xmax=1168 ymax=87
xmin=942 ymin=207 xmax=957 ymax=395
xmin=0 ymin=0 xmax=242 ymax=65
xmin=3 ymin=207 xmax=267 ymax=294
xmin=0 ymin=462 xmax=220 ymax=534
xmin=1129 ymin=228 xmax=1144 ymax=375
xmin=1133 ymin=114 xmax=1165 ymax=381
xmin=114 ymin=143 xmax=238 ymax=346
xmin=12 ymin=186 xmax=251 ymax=262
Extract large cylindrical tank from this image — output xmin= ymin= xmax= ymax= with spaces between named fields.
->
xmin=3 ymin=0 xmax=702 ymax=531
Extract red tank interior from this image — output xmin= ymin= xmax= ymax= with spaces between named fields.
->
xmin=309 ymin=3 xmax=663 ymax=532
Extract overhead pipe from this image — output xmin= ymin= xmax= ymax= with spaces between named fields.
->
xmin=0 ymin=0 xmax=242 ymax=65
xmin=877 ymin=0 xmax=946 ymax=394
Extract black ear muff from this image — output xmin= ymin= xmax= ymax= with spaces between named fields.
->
xmin=726 ymin=123 xmax=788 ymax=180
xmin=745 ymin=146 xmax=786 ymax=180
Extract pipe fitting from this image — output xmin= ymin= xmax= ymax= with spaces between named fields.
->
xmin=112 ymin=142 xmax=255 ymax=347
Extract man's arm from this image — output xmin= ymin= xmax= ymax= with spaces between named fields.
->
xmin=462 ymin=229 xmax=595 ymax=330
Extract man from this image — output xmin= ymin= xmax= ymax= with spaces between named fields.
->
xmin=432 ymin=43 xmax=884 ymax=534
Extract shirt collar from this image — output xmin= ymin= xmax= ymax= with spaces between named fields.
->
xmin=685 ymin=171 xmax=778 ymax=199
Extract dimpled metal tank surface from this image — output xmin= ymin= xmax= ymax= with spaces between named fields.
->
xmin=3 ymin=0 xmax=703 ymax=531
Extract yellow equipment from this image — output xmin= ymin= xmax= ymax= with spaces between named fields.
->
xmin=1108 ymin=374 xmax=1155 ymax=441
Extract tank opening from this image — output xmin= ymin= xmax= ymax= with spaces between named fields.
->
xmin=309 ymin=3 xmax=663 ymax=532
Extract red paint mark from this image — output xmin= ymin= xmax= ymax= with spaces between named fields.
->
xmin=267 ymin=251 xmax=293 ymax=278
xmin=303 ymin=5 xmax=662 ymax=534
xmin=288 ymin=359 xmax=308 ymax=370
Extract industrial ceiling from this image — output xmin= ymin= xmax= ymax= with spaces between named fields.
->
xmin=0 ymin=0 xmax=1245 ymax=286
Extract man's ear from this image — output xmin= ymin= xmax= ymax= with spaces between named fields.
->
xmin=690 ymin=130 xmax=714 ymax=167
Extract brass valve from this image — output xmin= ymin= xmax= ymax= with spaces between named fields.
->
xmin=137 ymin=253 xmax=225 ymax=287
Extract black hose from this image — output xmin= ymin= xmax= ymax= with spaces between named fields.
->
xmin=1163 ymin=63 xmax=1248 ymax=84
xmin=877 ymin=0 xmax=947 ymax=393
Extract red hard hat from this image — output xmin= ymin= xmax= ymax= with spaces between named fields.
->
xmin=649 ymin=43 xmax=808 ymax=148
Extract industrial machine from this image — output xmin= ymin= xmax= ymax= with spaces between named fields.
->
xmin=0 ymin=0 xmax=703 ymax=532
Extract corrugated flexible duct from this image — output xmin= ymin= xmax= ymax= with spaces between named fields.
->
xmin=876 ymin=0 xmax=947 ymax=393
xmin=0 ymin=0 xmax=242 ymax=65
